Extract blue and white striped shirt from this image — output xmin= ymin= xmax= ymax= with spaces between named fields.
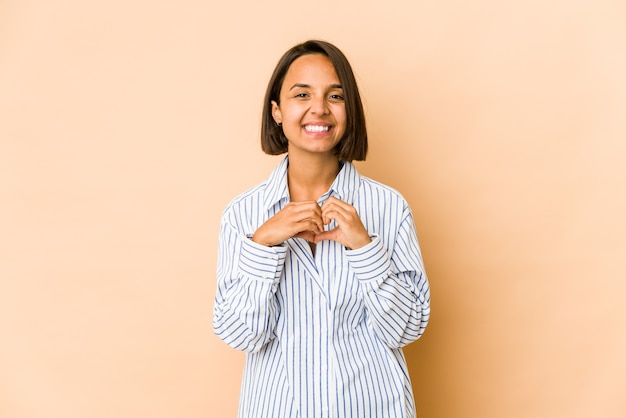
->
xmin=214 ymin=156 xmax=430 ymax=418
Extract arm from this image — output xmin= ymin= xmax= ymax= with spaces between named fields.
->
xmin=213 ymin=216 xmax=287 ymax=353
xmin=213 ymin=200 xmax=323 ymax=352
xmin=346 ymin=208 xmax=431 ymax=348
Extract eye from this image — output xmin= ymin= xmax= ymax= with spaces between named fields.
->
xmin=329 ymin=94 xmax=344 ymax=101
xmin=294 ymin=92 xmax=309 ymax=98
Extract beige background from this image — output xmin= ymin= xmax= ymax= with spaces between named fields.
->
xmin=1 ymin=0 xmax=625 ymax=417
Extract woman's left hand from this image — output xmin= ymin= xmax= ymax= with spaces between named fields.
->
xmin=313 ymin=196 xmax=372 ymax=250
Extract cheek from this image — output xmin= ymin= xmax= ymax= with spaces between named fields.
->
xmin=334 ymin=107 xmax=347 ymax=127
xmin=281 ymin=106 xmax=305 ymax=124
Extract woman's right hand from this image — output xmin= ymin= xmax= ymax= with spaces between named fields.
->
xmin=252 ymin=201 xmax=323 ymax=247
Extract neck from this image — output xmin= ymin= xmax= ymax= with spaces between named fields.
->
xmin=287 ymin=153 xmax=340 ymax=202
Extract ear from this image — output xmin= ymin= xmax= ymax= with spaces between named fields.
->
xmin=271 ymin=100 xmax=282 ymax=125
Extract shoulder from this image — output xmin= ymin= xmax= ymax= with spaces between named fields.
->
xmin=352 ymin=174 xmax=417 ymax=241
xmin=357 ymin=175 xmax=410 ymax=208
xmin=221 ymin=181 xmax=268 ymax=220
xmin=220 ymin=157 xmax=288 ymax=223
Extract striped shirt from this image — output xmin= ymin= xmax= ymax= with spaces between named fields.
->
xmin=213 ymin=156 xmax=430 ymax=418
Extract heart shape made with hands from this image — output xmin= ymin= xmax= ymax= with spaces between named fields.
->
xmin=307 ymin=197 xmax=372 ymax=250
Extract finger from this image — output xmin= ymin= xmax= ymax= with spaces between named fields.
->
xmin=290 ymin=202 xmax=323 ymax=219
xmin=323 ymin=196 xmax=352 ymax=211
xmin=292 ymin=200 xmax=322 ymax=211
xmin=297 ymin=217 xmax=324 ymax=234
xmin=282 ymin=203 xmax=322 ymax=224
xmin=321 ymin=199 xmax=355 ymax=219
xmin=320 ymin=209 xmax=337 ymax=226
xmin=321 ymin=207 xmax=352 ymax=226
xmin=295 ymin=231 xmax=317 ymax=243
xmin=312 ymin=229 xmax=337 ymax=243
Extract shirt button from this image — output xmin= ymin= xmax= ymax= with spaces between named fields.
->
xmin=321 ymin=365 xmax=327 ymax=372
xmin=322 ymin=406 xmax=328 ymax=413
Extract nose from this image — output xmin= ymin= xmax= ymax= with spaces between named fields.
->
xmin=310 ymin=94 xmax=329 ymax=115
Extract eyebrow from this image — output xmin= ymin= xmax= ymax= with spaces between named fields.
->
xmin=288 ymin=83 xmax=343 ymax=91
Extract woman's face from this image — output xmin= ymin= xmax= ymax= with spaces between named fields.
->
xmin=272 ymin=54 xmax=347 ymax=158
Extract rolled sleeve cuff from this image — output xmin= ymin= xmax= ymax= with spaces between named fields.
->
xmin=345 ymin=235 xmax=392 ymax=283
xmin=238 ymin=236 xmax=287 ymax=281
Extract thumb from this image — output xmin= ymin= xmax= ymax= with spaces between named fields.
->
xmin=294 ymin=231 xmax=317 ymax=243
xmin=312 ymin=229 xmax=338 ymax=244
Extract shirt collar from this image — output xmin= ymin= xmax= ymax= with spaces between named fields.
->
xmin=262 ymin=155 xmax=361 ymax=212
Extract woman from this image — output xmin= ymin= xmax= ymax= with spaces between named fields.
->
xmin=213 ymin=40 xmax=430 ymax=418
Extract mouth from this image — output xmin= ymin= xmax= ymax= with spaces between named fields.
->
xmin=303 ymin=124 xmax=331 ymax=133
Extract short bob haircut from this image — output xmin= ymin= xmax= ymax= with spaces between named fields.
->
xmin=261 ymin=40 xmax=368 ymax=161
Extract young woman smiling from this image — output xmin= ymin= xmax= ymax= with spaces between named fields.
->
xmin=213 ymin=40 xmax=431 ymax=418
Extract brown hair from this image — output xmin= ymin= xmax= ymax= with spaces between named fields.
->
xmin=260 ymin=40 xmax=368 ymax=161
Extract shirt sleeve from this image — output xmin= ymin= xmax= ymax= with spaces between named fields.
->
xmin=213 ymin=215 xmax=287 ymax=353
xmin=346 ymin=206 xmax=430 ymax=348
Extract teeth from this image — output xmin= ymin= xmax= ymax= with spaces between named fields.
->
xmin=305 ymin=125 xmax=329 ymax=132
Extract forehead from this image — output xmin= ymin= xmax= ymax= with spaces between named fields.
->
xmin=282 ymin=54 xmax=340 ymax=86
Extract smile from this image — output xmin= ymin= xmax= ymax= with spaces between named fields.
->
xmin=304 ymin=125 xmax=330 ymax=133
